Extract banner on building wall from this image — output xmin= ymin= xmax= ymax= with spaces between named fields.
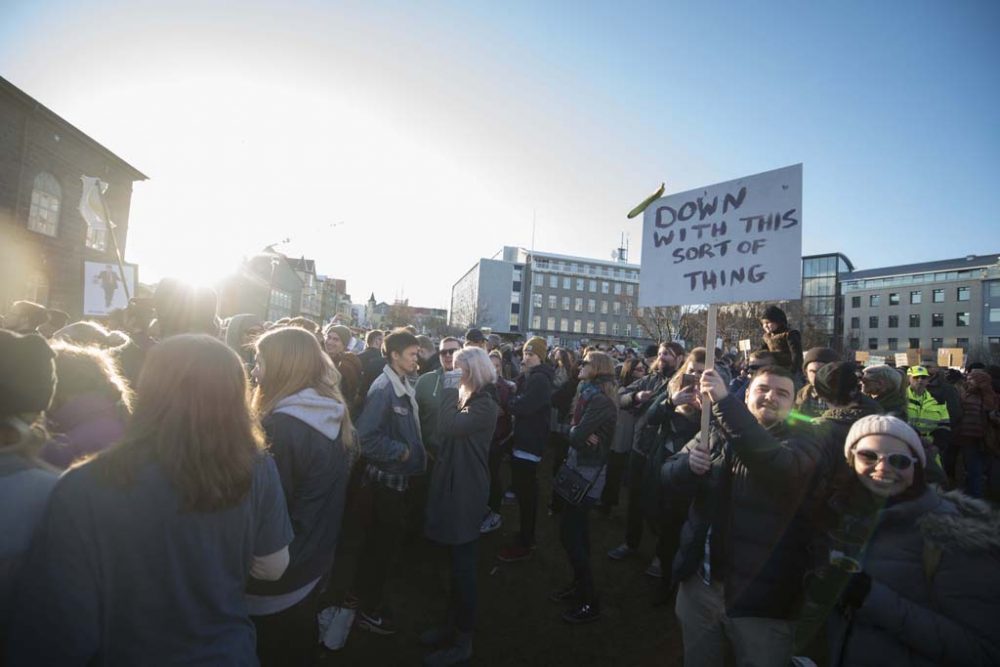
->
xmin=83 ymin=261 xmax=137 ymax=316
xmin=639 ymin=164 xmax=803 ymax=307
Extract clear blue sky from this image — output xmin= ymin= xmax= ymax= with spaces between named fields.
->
xmin=2 ymin=0 xmax=997 ymax=308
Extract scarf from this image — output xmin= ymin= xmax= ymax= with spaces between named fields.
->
xmin=382 ymin=364 xmax=421 ymax=440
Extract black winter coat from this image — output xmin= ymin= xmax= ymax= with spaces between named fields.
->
xmin=509 ymin=363 xmax=555 ymax=458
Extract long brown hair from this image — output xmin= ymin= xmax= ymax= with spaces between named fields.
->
xmin=50 ymin=340 xmax=134 ymax=414
xmin=667 ymin=347 xmax=707 ymax=396
xmin=95 ymin=334 xmax=265 ymax=512
xmin=584 ymin=351 xmax=618 ymax=406
xmin=252 ymin=327 xmax=355 ymax=451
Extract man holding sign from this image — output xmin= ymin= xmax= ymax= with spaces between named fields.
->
xmin=662 ymin=366 xmax=826 ymax=666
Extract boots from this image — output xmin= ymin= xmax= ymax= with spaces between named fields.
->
xmin=423 ymin=631 xmax=473 ymax=666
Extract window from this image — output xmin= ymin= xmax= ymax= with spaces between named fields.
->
xmin=869 ymin=295 xmax=880 ymax=307
xmin=601 ymin=282 xmax=610 ymax=294
xmin=510 ymin=303 xmax=520 ymax=314
xmin=599 ymin=321 xmax=607 ymax=335
xmin=868 ymin=338 xmax=878 ymax=350
xmin=626 ymin=284 xmax=634 ymax=296
xmin=532 ymin=315 xmax=541 ymax=328
xmin=576 ymin=278 xmax=585 ymax=291
xmin=956 ymin=312 xmax=970 ymax=327
xmin=600 ymin=300 xmax=608 ymax=314
xmin=533 ymin=273 xmax=541 ymax=287
xmin=613 ymin=302 xmax=621 ymax=315
xmin=588 ymin=299 xmax=595 ymax=313
xmin=561 ymin=296 xmax=570 ymax=310
xmin=957 ymin=337 xmax=969 ymax=349
xmin=910 ymin=291 xmax=922 ymax=304
xmin=532 ymin=293 xmax=542 ymax=307
xmin=888 ymin=315 xmax=898 ymax=328
xmin=931 ymin=337 xmax=943 ymax=350
xmin=888 ymin=338 xmax=898 ymax=351
xmin=869 ymin=316 xmax=879 ymax=329
xmin=512 ymin=281 xmax=521 ymax=292
xmin=888 ymin=293 xmax=899 ymax=306
xmin=957 ymin=286 xmax=970 ymax=302
xmin=849 ymin=337 xmax=860 ymax=349
xmin=28 ymin=172 xmax=61 ymax=236
xmin=614 ymin=283 xmax=622 ymax=295
xmin=549 ymin=275 xmax=558 ymax=288
xmin=850 ymin=317 xmax=860 ymax=329
xmin=509 ymin=314 xmax=519 ymax=328
xmin=625 ymin=302 xmax=633 ymax=316
xmin=909 ymin=314 xmax=920 ymax=328
xmin=575 ymin=297 xmax=583 ymax=311
xmin=932 ymin=313 xmax=944 ymax=327
xmin=560 ymin=318 xmax=569 ymax=331
xmin=589 ymin=280 xmax=597 ymax=292
xmin=625 ymin=323 xmax=632 ymax=337
xmin=932 ymin=289 xmax=944 ymax=303
xmin=573 ymin=319 xmax=582 ymax=333
xmin=546 ymin=317 xmax=555 ymax=330
xmin=612 ymin=323 xmax=619 ymax=336
xmin=851 ymin=296 xmax=861 ymax=308
xmin=85 ymin=222 xmax=108 ymax=251
xmin=562 ymin=277 xmax=571 ymax=289
xmin=636 ymin=325 xmax=644 ymax=338
xmin=548 ymin=295 xmax=556 ymax=309
xmin=909 ymin=338 xmax=920 ymax=349
xmin=991 ymin=308 xmax=1000 ymax=323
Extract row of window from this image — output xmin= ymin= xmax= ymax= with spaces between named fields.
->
xmin=852 ymin=337 xmax=970 ymax=352
xmin=843 ymin=270 xmax=980 ymax=292
xmin=530 ymin=315 xmax=642 ymax=337
xmin=533 ymin=258 xmax=639 ymax=281
xmin=532 ymin=273 xmax=635 ymax=296
xmin=531 ymin=293 xmax=631 ymax=316
xmin=27 ymin=171 xmax=109 ymax=251
xmin=852 ymin=313 xmax=971 ymax=329
xmin=851 ymin=287 xmax=970 ymax=308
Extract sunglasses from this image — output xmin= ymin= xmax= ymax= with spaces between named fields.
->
xmin=438 ymin=348 xmax=460 ymax=357
xmin=580 ymin=360 xmax=591 ymax=367
xmin=854 ymin=448 xmax=918 ymax=471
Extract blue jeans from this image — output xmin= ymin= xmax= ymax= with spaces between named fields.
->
xmin=450 ymin=539 xmax=479 ymax=632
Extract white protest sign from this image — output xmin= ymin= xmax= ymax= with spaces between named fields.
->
xmin=738 ymin=339 xmax=752 ymax=351
xmin=866 ymin=355 xmax=886 ymax=367
xmin=639 ymin=164 xmax=802 ymax=306
xmin=894 ymin=353 xmax=909 ymax=367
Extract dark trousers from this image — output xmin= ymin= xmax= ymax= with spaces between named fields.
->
xmin=354 ymin=481 xmax=408 ymax=614
xmin=510 ymin=457 xmax=539 ymax=547
xmin=623 ymin=451 xmax=647 ymax=550
xmin=957 ymin=435 xmax=985 ymax=498
xmin=487 ymin=444 xmax=506 ymax=513
xmin=449 ymin=539 xmax=479 ymax=633
xmin=252 ymin=588 xmax=319 ymax=667
xmin=601 ymin=450 xmax=629 ymax=508
xmin=559 ymin=502 xmax=596 ymax=605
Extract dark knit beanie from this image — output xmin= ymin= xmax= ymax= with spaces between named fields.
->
xmin=328 ymin=324 xmax=352 ymax=348
xmin=761 ymin=305 xmax=788 ymax=326
xmin=0 ymin=330 xmax=56 ymax=415
xmin=643 ymin=344 xmax=659 ymax=359
xmin=803 ymin=347 xmax=840 ymax=368
xmin=814 ymin=361 xmax=859 ymax=405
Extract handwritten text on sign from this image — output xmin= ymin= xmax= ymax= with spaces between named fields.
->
xmin=639 ymin=164 xmax=802 ymax=307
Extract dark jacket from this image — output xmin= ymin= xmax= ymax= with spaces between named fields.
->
xmin=643 ymin=398 xmax=700 ymax=522
xmin=565 ymin=379 xmax=617 ymax=499
xmin=795 ymin=383 xmax=828 ymax=419
xmin=358 ymin=347 xmax=386 ymax=398
xmin=356 ymin=367 xmax=426 ymax=478
xmin=761 ymin=329 xmax=803 ymax=375
xmin=619 ymin=372 xmax=670 ymax=457
xmin=247 ymin=391 xmax=353 ymax=596
xmin=492 ymin=377 xmax=516 ymax=448
xmin=828 ymin=490 xmax=1000 ymax=666
xmin=509 ymin=363 xmax=555 ymax=458
xmin=663 ymin=394 xmax=828 ymax=619
xmin=425 ymin=386 xmax=499 ymax=545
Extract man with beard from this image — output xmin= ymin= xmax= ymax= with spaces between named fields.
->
xmin=860 ymin=364 xmax=907 ymax=419
xmin=664 ymin=366 xmax=825 ymax=666
xmin=607 ymin=342 xmax=684 ymax=565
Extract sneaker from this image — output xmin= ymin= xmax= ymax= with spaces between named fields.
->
xmin=549 ymin=582 xmax=579 ymax=603
xmin=479 ymin=512 xmax=503 ymax=534
xmin=497 ymin=544 xmax=533 ymax=563
xmin=356 ymin=610 xmax=397 ymax=636
xmin=607 ymin=543 xmax=638 ymax=560
xmin=644 ymin=556 xmax=663 ymax=579
xmin=561 ymin=602 xmax=601 ymax=624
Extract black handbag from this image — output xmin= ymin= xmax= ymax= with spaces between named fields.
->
xmin=553 ymin=462 xmax=605 ymax=506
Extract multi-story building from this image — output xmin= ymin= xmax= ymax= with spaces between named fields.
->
xmin=318 ymin=275 xmax=352 ymax=324
xmin=1 ymin=76 xmax=147 ymax=317
xmin=450 ymin=246 xmax=651 ymax=345
xmin=841 ymin=254 xmax=1000 ymax=358
xmin=287 ymin=257 xmax=321 ymax=321
xmin=800 ymin=253 xmax=854 ymax=348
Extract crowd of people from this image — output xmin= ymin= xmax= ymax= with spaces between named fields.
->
xmin=2 ymin=288 xmax=999 ymax=666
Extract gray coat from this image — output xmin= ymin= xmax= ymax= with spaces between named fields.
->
xmin=829 ymin=489 xmax=1000 ymax=666
xmin=424 ymin=385 xmax=498 ymax=545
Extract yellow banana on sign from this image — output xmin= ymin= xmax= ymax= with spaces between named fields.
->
xmin=626 ymin=182 xmax=665 ymax=219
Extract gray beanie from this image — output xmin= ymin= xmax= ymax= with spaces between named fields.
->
xmin=843 ymin=414 xmax=925 ymax=467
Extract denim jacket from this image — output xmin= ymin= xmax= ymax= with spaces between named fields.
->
xmin=357 ymin=369 xmax=427 ymax=477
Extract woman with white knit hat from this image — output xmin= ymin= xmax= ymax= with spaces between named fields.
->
xmin=817 ymin=414 xmax=1000 ymax=666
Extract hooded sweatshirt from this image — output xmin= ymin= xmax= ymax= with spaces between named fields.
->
xmin=245 ymin=388 xmax=353 ymax=610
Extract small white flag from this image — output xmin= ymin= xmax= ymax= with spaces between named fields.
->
xmin=79 ymin=176 xmax=110 ymax=232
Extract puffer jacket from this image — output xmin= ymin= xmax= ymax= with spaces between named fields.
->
xmin=564 ymin=378 xmax=616 ymax=500
xmin=509 ymin=363 xmax=555 ymax=458
xmin=829 ymin=489 xmax=1000 ymax=666
xmin=663 ymin=394 xmax=828 ymax=619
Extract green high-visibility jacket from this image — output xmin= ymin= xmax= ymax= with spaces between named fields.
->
xmin=907 ymin=387 xmax=951 ymax=437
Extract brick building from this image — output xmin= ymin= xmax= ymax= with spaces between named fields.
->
xmin=0 ymin=76 xmax=147 ymax=318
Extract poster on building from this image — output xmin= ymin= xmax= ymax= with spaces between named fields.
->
xmin=639 ymin=164 xmax=803 ymax=307
xmin=83 ymin=261 xmax=137 ymax=317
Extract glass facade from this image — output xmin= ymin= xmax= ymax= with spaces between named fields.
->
xmin=801 ymin=254 xmax=851 ymax=348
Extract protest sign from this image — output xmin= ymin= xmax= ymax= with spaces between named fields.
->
xmin=895 ymin=353 xmax=909 ymax=367
xmin=738 ymin=339 xmax=752 ymax=352
xmin=639 ymin=164 xmax=802 ymax=307
xmin=855 ymin=351 xmax=869 ymax=363
xmin=866 ymin=355 xmax=886 ymax=367
xmin=938 ymin=348 xmax=964 ymax=369
xmin=84 ymin=261 xmax=138 ymax=316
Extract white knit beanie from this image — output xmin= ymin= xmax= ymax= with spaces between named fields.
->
xmin=843 ymin=414 xmax=925 ymax=467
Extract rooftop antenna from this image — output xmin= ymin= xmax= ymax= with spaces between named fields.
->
xmin=531 ymin=209 xmax=536 ymax=252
